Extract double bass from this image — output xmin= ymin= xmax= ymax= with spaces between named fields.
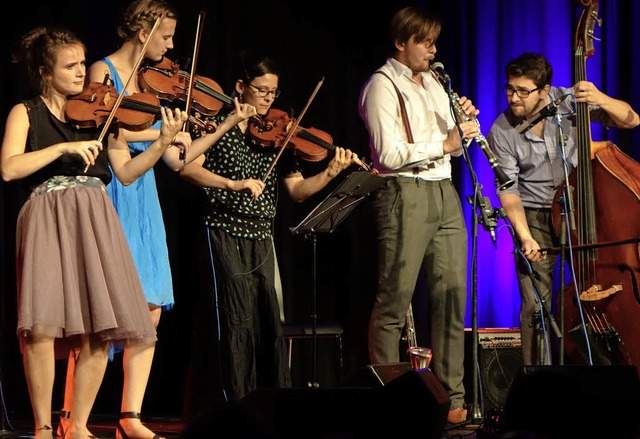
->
xmin=552 ymin=0 xmax=640 ymax=373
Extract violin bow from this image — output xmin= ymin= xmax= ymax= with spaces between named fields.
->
xmin=83 ymin=13 xmax=164 ymax=173
xmin=261 ymin=77 xmax=325 ymax=182
xmin=180 ymin=10 xmax=206 ymax=162
xmin=96 ymin=14 xmax=164 ymax=145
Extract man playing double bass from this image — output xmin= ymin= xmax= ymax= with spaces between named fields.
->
xmin=487 ymin=52 xmax=639 ymax=366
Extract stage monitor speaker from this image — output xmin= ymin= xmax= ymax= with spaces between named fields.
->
xmin=500 ymin=365 xmax=640 ymax=439
xmin=340 ymin=361 xmax=413 ymax=387
xmin=381 ymin=367 xmax=451 ymax=439
xmin=464 ymin=328 xmax=523 ymax=412
xmin=339 ymin=363 xmax=450 ymax=439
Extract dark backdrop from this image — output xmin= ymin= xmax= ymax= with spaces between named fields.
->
xmin=1 ymin=0 xmax=639 ymax=418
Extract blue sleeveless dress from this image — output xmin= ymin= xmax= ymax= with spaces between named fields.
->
xmin=102 ymin=57 xmax=174 ymax=311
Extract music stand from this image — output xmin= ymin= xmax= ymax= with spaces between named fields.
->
xmin=289 ymin=171 xmax=386 ymax=387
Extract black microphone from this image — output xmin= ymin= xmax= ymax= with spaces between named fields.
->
xmin=467 ymin=194 xmax=499 ymax=246
xmin=430 ymin=61 xmax=450 ymax=86
xmin=478 ymin=196 xmax=498 ymax=246
xmin=516 ymin=94 xmax=569 ymax=134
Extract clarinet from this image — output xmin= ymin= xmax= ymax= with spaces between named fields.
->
xmin=431 ymin=63 xmax=514 ymax=191
xmin=451 ymin=93 xmax=514 ymax=190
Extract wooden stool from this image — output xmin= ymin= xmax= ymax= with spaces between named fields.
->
xmin=282 ymin=322 xmax=344 ymax=376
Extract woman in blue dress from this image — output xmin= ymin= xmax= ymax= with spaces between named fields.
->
xmin=56 ymin=1 xmax=209 ymax=438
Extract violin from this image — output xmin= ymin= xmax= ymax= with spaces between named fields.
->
xmin=64 ymin=81 xmax=216 ymax=133
xmin=138 ymin=56 xmax=234 ymax=117
xmin=248 ymin=108 xmax=372 ymax=171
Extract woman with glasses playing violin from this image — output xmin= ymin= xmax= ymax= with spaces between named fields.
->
xmin=178 ymin=50 xmax=361 ymax=418
xmin=487 ymin=52 xmax=639 ymax=367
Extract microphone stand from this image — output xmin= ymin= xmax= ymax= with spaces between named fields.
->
xmin=552 ymin=107 xmax=577 ymax=366
xmin=459 ymin=141 xmax=486 ymax=424
xmin=441 ymin=77 xmax=493 ymax=424
xmin=506 ymin=226 xmax=563 ymax=366
xmin=460 ymin=127 xmax=559 ymax=415
xmin=516 ymin=105 xmax=567 ymax=366
xmin=557 ymin=124 xmax=574 ymax=365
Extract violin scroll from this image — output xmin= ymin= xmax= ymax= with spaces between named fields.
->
xmin=247 ymin=108 xmax=294 ymax=148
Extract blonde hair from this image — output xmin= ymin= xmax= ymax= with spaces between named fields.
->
xmin=116 ymin=0 xmax=177 ymax=41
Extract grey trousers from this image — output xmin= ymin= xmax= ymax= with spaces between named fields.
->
xmin=516 ymin=208 xmax=560 ymax=365
xmin=368 ymin=177 xmax=468 ymax=409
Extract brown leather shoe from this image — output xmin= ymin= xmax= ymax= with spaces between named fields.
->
xmin=447 ymin=407 xmax=468 ymax=424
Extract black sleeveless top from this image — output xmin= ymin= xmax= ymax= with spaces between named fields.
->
xmin=22 ymin=96 xmax=112 ymax=191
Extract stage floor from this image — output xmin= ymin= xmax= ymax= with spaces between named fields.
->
xmin=0 ymin=412 xmax=481 ymax=439
xmin=1 ymin=414 xmax=184 ymax=439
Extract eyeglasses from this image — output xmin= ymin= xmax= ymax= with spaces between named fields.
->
xmin=247 ymin=83 xmax=281 ymax=98
xmin=503 ymin=85 xmax=541 ymax=98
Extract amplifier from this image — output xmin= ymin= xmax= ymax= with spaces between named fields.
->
xmin=473 ymin=328 xmax=522 ymax=349
xmin=464 ymin=328 xmax=523 ymax=412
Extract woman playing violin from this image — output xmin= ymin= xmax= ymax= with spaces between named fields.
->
xmin=0 ymin=26 xmax=187 ymax=439
xmin=179 ymin=51 xmax=360 ymax=416
xmin=58 ymin=1 xmax=214 ymax=438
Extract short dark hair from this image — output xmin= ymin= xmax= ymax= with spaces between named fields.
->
xmin=505 ymin=52 xmax=553 ymax=88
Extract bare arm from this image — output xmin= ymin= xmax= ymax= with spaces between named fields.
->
xmin=0 ymin=103 xmax=103 ymax=181
xmin=164 ymin=98 xmax=257 ymax=171
xmin=282 ymin=147 xmax=359 ymax=203
xmin=575 ymin=80 xmax=640 ymax=129
xmin=499 ymin=192 xmax=546 ymax=261
xmin=179 ymin=154 xmax=265 ymax=199
xmin=108 ymin=107 xmax=187 ymax=186
xmin=89 ymin=58 xmax=198 ymax=172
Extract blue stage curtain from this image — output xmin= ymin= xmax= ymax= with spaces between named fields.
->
xmin=420 ymin=0 xmax=640 ymax=328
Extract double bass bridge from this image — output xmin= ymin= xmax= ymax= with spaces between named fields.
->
xmin=579 ymin=284 xmax=622 ymax=301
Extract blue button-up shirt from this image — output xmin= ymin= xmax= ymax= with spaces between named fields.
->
xmin=487 ymin=86 xmax=610 ymax=208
